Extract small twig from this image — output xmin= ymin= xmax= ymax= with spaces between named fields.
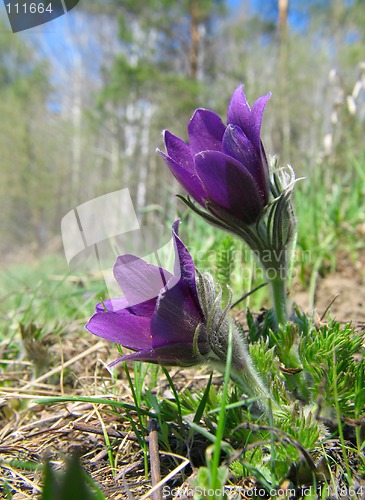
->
xmin=320 ymin=294 xmax=340 ymax=321
xmin=230 ymin=282 xmax=268 ymax=309
xmin=90 ymin=449 xmax=108 ymax=463
xmin=139 ymin=456 xmax=190 ymax=500
xmin=121 ymin=462 xmax=140 ymax=499
xmin=71 ymin=421 xmax=130 ymax=440
xmin=20 ymin=424 xmax=70 ymax=440
xmin=148 ymin=418 xmax=162 ymax=500
xmin=317 ymin=414 xmax=365 ymax=428
xmin=12 ymin=404 xmax=94 ymax=434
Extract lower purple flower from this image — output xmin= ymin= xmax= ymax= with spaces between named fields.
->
xmin=85 ymin=220 xmax=274 ymax=409
xmin=86 ymin=220 xmax=210 ymax=367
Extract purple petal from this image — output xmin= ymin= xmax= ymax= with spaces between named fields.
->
xmin=227 ymin=85 xmax=251 ymax=132
xmin=148 ymin=221 xmax=205 ymax=350
xmin=151 ymin=278 xmax=205 ymax=348
xmin=171 ymin=219 xmax=200 ymax=306
xmin=163 ymin=130 xmax=194 ymax=169
xmin=194 ymin=150 xmax=264 ymax=224
xmin=96 ymin=296 xmax=159 ymax=318
xmin=96 ymin=297 xmax=128 ymax=313
xmin=223 ymin=125 xmax=259 ymax=177
xmin=158 ymin=149 xmax=206 ymax=205
xmin=128 ymin=299 xmax=158 ymax=316
xmin=109 ymin=343 xmax=200 ymax=367
xmin=188 ymin=109 xmax=226 ymax=156
xmin=222 ymin=125 xmax=268 ymax=204
xmin=249 ymin=93 xmax=271 ymax=151
xmin=114 ymin=254 xmax=172 ymax=311
xmin=227 ymin=85 xmax=271 ymax=153
xmin=85 ymin=310 xmax=153 ymax=350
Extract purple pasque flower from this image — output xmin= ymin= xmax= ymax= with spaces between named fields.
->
xmin=86 ymin=220 xmax=210 ymax=367
xmin=85 ymin=220 xmax=274 ymax=407
xmin=158 ymin=85 xmax=271 ymax=225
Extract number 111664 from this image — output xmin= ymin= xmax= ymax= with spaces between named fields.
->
xmin=6 ymin=3 xmax=53 ymax=14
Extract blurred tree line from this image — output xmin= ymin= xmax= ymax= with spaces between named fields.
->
xmin=0 ymin=0 xmax=364 ymax=255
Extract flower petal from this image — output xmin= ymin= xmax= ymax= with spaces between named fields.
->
xmin=147 ymin=220 xmax=206 ymax=350
xmin=96 ymin=297 xmax=156 ymax=317
xmin=227 ymin=85 xmax=251 ymax=131
xmin=109 ymin=343 xmax=200 ymax=367
xmin=223 ymin=125 xmax=259 ymax=177
xmin=250 ymin=93 xmax=271 ymax=147
xmin=163 ymin=130 xmax=194 ymax=169
xmin=188 ymin=109 xmax=225 ymax=156
xmin=171 ymin=219 xmax=200 ymax=306
xmin=222 ymin=125 xmax=268 ymax=204
xmin=158 ymin=149 xmax=206 ymax=205
xmin=85 ymin=310 xmax=153 ymax=350
xmin=95 ymin=297 xmax=128 ymax=313
xmin=113 ymin=254 xmax=172 ymax=311
xmin=195 ymin=150 xmax=264 ymax=224
xmin=151 ymin=278 xmax=205 ymax=349
xmin=227 ymin=85 xmax=271 ymax=153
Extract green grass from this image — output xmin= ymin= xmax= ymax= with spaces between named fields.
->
xmin=0 ymin=254 xmax=106 ymax=323
xmin=1 ymin=158 xmax=365 ymax=497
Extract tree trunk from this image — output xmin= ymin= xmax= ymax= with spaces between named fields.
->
xmin=278 ymin=0 xmax=289 ymax=43
xmin=189 ymin=0 xmax=200 ymax=79
xmin=278 ymin=0 xmax=291 ymax=161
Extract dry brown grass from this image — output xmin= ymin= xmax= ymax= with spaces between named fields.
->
xmin=0 ymin=327 xmax=214 ymax=499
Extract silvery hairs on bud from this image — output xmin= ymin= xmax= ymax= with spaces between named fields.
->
xmin=196 ymin=270 xmax=252 ymax=372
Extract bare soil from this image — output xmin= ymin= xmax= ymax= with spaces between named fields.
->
xmin=293 ymin=251 xmax=365 ymax=324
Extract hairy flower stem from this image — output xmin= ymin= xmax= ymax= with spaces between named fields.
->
xmin=267 ymin=275 xmax=288 ymax=327
xmin=262 ymin=259 xmax=310 ymax=401
xmin=229 ymin=364 xmax=280 ymax=413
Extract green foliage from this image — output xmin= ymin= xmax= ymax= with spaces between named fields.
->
xmin=191 ymin=465 xmax=229 ymax=499
xmin=246 ymin=305 xmax=365 ymax=415
xmin=248 ymin=339 xmax=280 ymax=389
xmin=299 ymin=320 xmax=365 ymax=418
xmin=26 ymin=306 xmax=365 ymax=495
xmin=0 ymin=255 xmax=105 ymax=320
xmin=2 ymin=187 xmax=364 ymax=496
xmin=295 ymin=159 xmax=365 ymax=290
xmin=214 ymin=236 xmax=235 ymax=298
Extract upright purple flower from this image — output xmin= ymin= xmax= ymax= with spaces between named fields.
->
xmin=158 ymin=84 xmax=297 ymax=332
xmin=158 ymin=85 xmax=271 ymax=225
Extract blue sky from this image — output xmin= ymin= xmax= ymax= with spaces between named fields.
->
xmin=0 ymin=0 xmax=313 ymax=38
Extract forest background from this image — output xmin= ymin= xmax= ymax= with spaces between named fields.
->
xmin=0 ymin=0 xmax=364 ymax=260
